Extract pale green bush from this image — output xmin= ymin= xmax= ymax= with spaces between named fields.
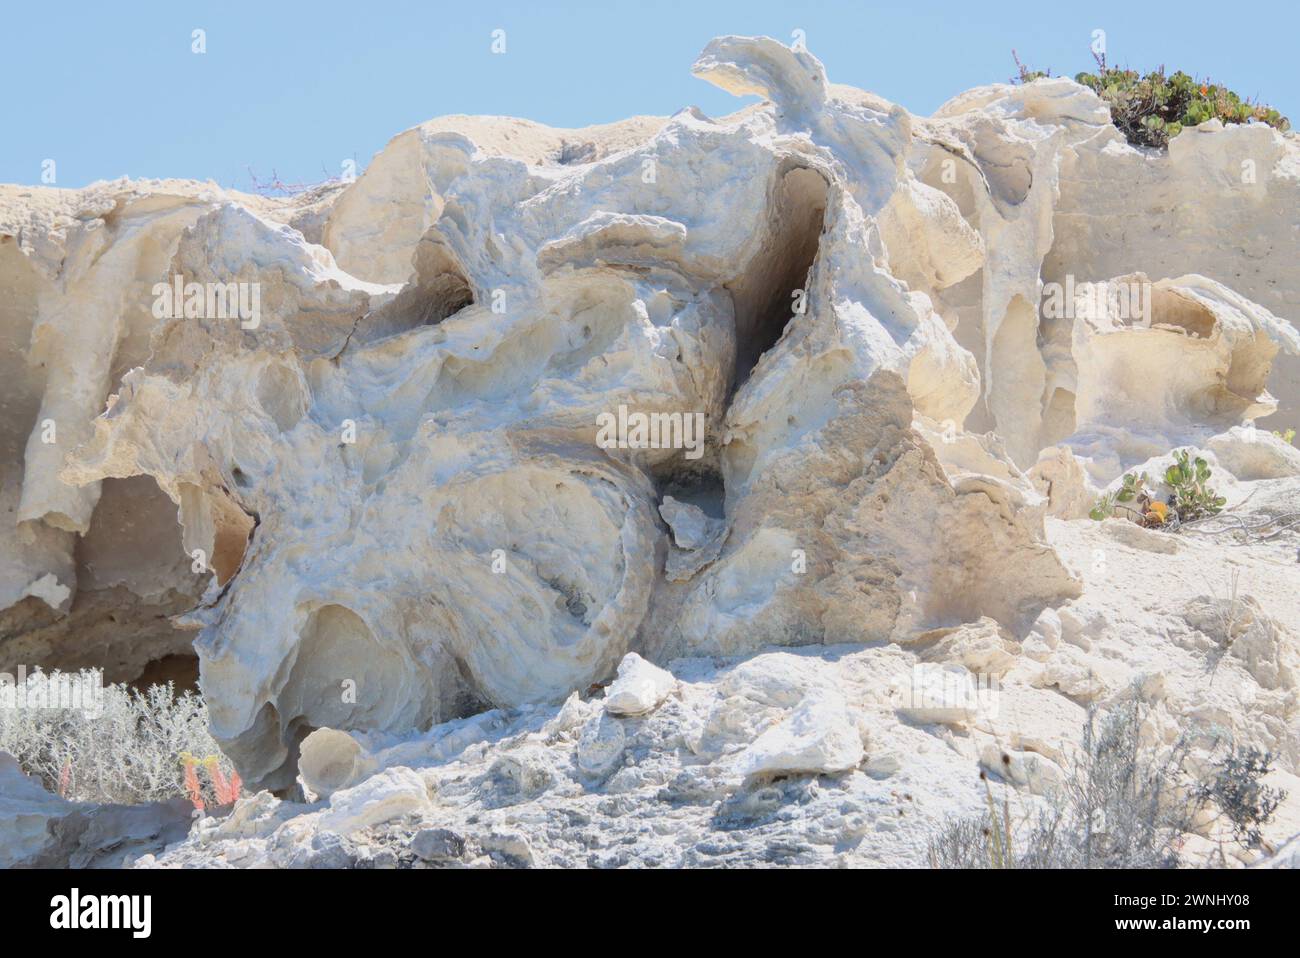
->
xmin=0 ymin=670 xmax=231 ymax=805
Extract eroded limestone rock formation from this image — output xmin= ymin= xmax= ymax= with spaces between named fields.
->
xmin=2 ymin=36 xmax=1298 ymax=856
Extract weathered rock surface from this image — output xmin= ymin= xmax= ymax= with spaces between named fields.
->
xmin=0 ymin=752 xmax=192 ymax=868
xmin=603 ymin=653 xmax=677 ymax=717
xmin=2 ymin=35 xmax=1298 ymax=867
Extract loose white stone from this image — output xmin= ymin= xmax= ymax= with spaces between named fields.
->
xmin=735 ymin=689 xmax=864 ymax=778
xmin=317 ymin=767 xmax=429 ymax=834
xmin=604 ymin=653 xmax=676 ymax=716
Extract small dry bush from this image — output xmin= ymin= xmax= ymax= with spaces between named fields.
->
xmin=0 ymin=670 xmax=233 ymax=806
xmin=929 ymin=689 xmax=1284 ymax=868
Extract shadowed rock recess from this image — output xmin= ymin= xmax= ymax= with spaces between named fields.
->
xmin=3 ymin=36 xmax=1300 ymax=868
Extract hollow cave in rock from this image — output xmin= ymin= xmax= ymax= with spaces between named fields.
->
xmin=725 ymin=165 xmax=829 ymax=392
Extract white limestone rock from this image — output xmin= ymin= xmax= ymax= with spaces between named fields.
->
xmin=603 ymin=652 xmax=676 ymax=716
xmin=298 ymin=728 xmax=379 ymax=800
xmin=1207 ymin=426 xmax=1300 ymax=480
xmin=1 ymin=34 xmax=1298 ymax=847
xmin=734 ymin=688 xmax=864 ymax=779
xmin=575 ymin=711 xmax=627 ymax=778
xmin=658 ymin=496 xmax=723 ymax=550
xmin=1063 ymin=273 xmax=1300 ymax=484
xmin=979 ymin=743 xmax=1065 ymax=796
xmin=896 ymin=663 xmax=984 ymax=727
xmin=316 ymin=766 xmax=430 ymax=835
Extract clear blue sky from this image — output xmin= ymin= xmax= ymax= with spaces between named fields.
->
xmin=3 ymin=0 xmax=1295 ymax=190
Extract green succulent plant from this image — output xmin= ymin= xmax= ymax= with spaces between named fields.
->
xmin=1089 ymin=449 xmax=1226 ymax=526
xmin=1164 ymin=449 xmax=1227 ymax=521
xmin=1089 ymin=471 xmax=1152 ymax=522
xmin=1014 ymin=50 xmax=1289 ymax=148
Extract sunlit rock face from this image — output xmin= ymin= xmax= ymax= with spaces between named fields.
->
xmin=1057 ymin=272 xmax=1300 ymax=484
xmin=2 ymin=36 xmax=1297 ymax=794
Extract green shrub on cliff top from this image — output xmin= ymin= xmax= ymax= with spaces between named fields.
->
xmin=1013 ymin=49 xmax=1290 ymax=148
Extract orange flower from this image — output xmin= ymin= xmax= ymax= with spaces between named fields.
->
xmin=182 ymin=760 xmax=205 ymax=812
xmin=1200 ymin=85 xmax=1208 ymax=95
xmin=1147 ymin=502 xmax=1169 ymax=523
